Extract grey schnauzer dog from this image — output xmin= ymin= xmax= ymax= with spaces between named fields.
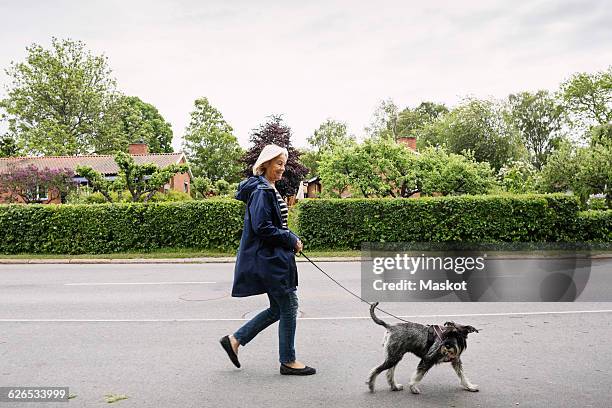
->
xmin=367 ymin=302 xmax=479 ymax=394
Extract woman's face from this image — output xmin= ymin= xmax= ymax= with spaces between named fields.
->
xmin=263 ymin=154 xmax=287 ymax=183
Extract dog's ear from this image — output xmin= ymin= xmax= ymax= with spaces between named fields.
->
xmin=444 ymin=321 xmax=456 ymax=327
xmin=456 ymin=324 xmax=479 ymax=337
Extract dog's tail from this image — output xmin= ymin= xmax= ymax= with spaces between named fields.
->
xmin=369 ymin=302 xmax=389 ymax=329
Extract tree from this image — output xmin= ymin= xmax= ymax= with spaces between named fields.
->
xmin=0 ymin=165 xmax=75 ymax=203
xmin=304 ymin=118 xmax=355 ymax=177
xmin=365 ymin=99 xmax=400 ymax=139
xmin=182 ymin=98 xmax=243 ymax=182
xmin=307 ymin=119 xmax=353 ymax=152
xmin=538 ymin=134 xmax=612 ymax=209
xmin=560 ymin=66 xmax=612 ymax=130
xmin=191 ymin=176 xmax=214 ymax=199
xmin=575 ymin=141 xmax=612 ymax=208
xmin=0 ymin=135 xmax=19 ymax=157
xmin=416 ymin=147 xmax=495 ymax=196
xmin=242 ymin=115 xmax=308 ymax=197
xmin=77 ymin=152 xmax=189 ymax=202
xmin=537 ymin=140 xmax=578 ymax=194
xmin=75 ymin=165 xmax=120 ymax=203
xmin=0 ymin=37 xmax=119 ymax=155
xmin=419 ymin=98 xmax=524 ymax=171
xmin=506 ymin=90 xmax=566 ymax=169
xmin=497 ymin=160 xmax=538 ymax=193
xmin=396 ymin=102 xmax=449 ymax=138
xmin=112 ymin=96 xmax=174 ymax=153
xmin=318 ymin=139 xmax=494 ymax=198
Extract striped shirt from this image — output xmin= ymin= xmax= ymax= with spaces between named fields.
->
xmin=274 ymin=189 xmax=289 ymax=229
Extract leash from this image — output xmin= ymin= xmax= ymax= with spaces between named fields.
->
xmin=297 ymin=251 xmax=411 ymax=323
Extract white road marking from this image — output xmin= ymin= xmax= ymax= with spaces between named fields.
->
xmin=64 ymin=281 xmax=216 ymax=286
xmin=1 ymin=309 xmax=612 ymax=322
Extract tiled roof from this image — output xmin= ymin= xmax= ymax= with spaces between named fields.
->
xmin=0 ymin=153 xmax=187 ymax=176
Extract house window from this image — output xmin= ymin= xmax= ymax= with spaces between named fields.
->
xmin=26 ymin=185 xmax=48 ymax=202
xmin=183 ymin=181 xmax=189 ymax=193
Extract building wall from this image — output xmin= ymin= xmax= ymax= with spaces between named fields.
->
xmin=169 ymin=157 xmax=190 ymax=194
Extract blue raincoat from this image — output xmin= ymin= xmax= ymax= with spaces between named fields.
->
xmin=231 ymin=176 xmax=300 ymax=297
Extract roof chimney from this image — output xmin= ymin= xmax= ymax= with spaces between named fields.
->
xmin=128 ymin=142 xmax=149 ymax=155
xmin=397 ymin=136 xmax=417 ymax=151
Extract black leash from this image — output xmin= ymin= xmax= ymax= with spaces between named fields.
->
xmin=298 ymin=251 xmax=411 ymax=323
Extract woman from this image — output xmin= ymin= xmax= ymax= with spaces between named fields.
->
xmin=219 ymin=144 xmax=316 ymax=376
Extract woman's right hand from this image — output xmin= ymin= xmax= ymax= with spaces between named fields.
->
xmin=295 ymin=239 xmax=303 ymax=253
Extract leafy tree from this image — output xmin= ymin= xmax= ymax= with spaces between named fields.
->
xmin=318 ymin=139 xmax=494 ymax=198
xmin=77 ymin=152 xmax=189 ymax=202
xmin=537 ymin=140 xmax=578 ymax=194
xmin=506 ymin=90 xmax=566 ymax=169
xmin=182 ymin=98 xmax=243 ymax=182
xmin=366 ymin=100 xmax=449 ymax=141
xmin=419 ymin=98 xmax=524 ymax=171
xmin=0 ymin=135 xmax=19 ymax=157
xmin=112 ymin=96 xmax=173 ymax=153
xmin=242 ymin=115 xmax=308 ymax=197
xmin=396 ymin=102 xmax=449 ymax=138
xmin=575 ymin=141 xmax=612 ymax=208
xmin=191 ymin=176 xmax=214 ymax=199
xmin=307 ymin=119 xmax=353 ymax=152
xmin=497 ymin=160 xmax=538 ymax=193
xmin=0 ymin=165 xmax=75 ymax=203
xmin=416 ymin=147 xmax=495 ymax=196
xmin=539 ymin=134 xmax=612 ymax=209
xmin=365 ymin=99 xmax=400 ymax=139
xmin=590 ymin=123 xmax=612 ymax=146
xmin=0 ymin=37 xmax=119 ymax=155
xmin=75 ymin=166 xmax=121 ymax=203
xmin=304 ymin=119 xmax=355 ymax=177
xmin=560 ymin=66 xmax=612 ymax=130
xmin=213 ymin=179 xmax=231 ymax=196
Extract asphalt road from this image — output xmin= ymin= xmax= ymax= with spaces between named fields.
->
xmin=1 ymin=260 xmax=611 ymax=407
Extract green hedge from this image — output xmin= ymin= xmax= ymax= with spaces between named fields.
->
xmin=295 ymin=194 xmax=587 ymax=249
xmin=1 ymin=194 xmax=608 ymax=255
xmin=575 ymin=210 xmax=612 ymax=242
xmin=0 ymin=200 xmax=245 ymax=254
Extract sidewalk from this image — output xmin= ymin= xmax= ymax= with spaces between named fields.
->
xmin=0 ymin=256 xmax=362 ymax=264
xmin=0 ymin=254 xmax=610 ymax=264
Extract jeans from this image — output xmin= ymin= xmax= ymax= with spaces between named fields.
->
xmin=233 ymin=291 xmax=298 ymax=364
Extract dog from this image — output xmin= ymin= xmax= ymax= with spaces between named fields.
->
xmin=366 ymin=302 xmax=479 ymax=394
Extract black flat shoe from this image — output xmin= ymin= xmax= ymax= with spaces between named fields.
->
xmin=219 ymin=335 xmax=240 ymax=368
xmin=280 ymin=364 xmax=316 ymax=376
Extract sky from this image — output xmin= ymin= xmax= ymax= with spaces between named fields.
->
xmin=0 ymin=0 xmax=611 ymax=152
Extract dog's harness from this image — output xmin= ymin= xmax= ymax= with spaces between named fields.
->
xmin=430 ymin=325 xmax=447 ymax=341
xmin=426 ymin=325 xmax=450 ymax=351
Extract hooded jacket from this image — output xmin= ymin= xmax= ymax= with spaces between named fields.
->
xmin=232 ymin=176 xmax=300 ymax=297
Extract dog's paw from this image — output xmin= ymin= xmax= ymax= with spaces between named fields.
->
xmin=463 ymin=383 xmax=479 ymax=392
xmin=391 ymin=384 xmax=404 ymax=391
xmin=409 ymin=384 xmax=421 ymax=394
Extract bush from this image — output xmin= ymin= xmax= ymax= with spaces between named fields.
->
xmin=0 ymin=200 xmax=244 ymax=254
xmin=148 ymin=190 xmax=193 ymax=202
xmin=575 ymin=210 xmax=612 ymax=242
xmin=66 ymin=188 xmax=193 ymax=204
xmin=295 ymin=194 xmax=582 ymax=249
xmin=587 ymin=197 xmax=608 ymax=211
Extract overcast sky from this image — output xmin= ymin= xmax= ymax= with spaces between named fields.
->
xmin=1 ymin=0 xmax=611 ymax=151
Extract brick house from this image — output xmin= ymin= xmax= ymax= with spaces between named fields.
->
xmin=0 ymin=143 xmax=192 ymax=204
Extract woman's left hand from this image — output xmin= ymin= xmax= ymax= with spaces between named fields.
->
xmin=295 ymin=239 xmax=303 ymax=253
